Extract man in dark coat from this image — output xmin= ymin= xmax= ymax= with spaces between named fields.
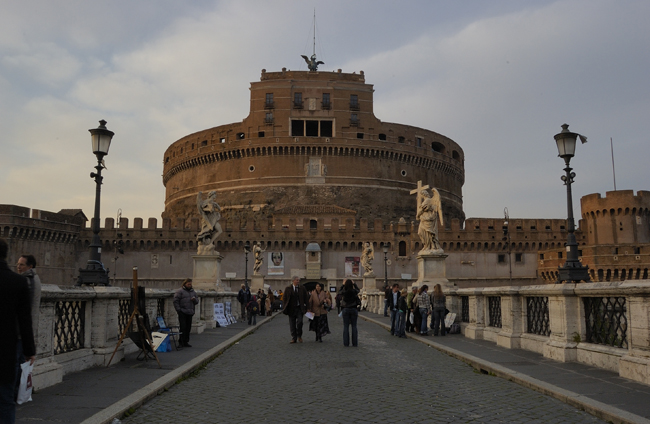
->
xmin=173 ymin=278 xmax=198 ymax=347
xmin=0 ymin=239 xmax=35 ymax=424
xmin=237 ymin=284 xmax=251 ymax=320
xmin=282 ymin=276 xmax=309 ymax=343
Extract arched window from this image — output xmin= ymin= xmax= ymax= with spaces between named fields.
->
xmin=310 ymin=219 xmax=317 ymax=230
xmin=399 ymin=241 xmax=407 ymax=257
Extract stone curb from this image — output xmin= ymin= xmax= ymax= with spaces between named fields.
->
xmin=360 ymin=314 xmax=650 ymax=424
xmin=80 ymin=314 xmax=279 ymax=424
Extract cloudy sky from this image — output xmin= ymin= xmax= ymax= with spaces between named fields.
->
xmin=2 ymin=0 xmax=649 ymax=225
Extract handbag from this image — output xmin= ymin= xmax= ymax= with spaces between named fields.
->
xmin=17 ymin=361 xmax=34 ymax=405
xmin=409 ymin=312 xmax=414 ymax=324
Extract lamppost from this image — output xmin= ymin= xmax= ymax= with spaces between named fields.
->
xmin=383 ymin=244 xmax=389 ymax=288
xmin=554 ymin=124 xmax=590 ymax=283
xmin=244 ymin=242 xmax=251 ymax=288
xmin=77 ymin=120 xmax=114 ymax=286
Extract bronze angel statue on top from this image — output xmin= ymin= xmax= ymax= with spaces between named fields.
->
xmin=301 ymin=54 xmax=324 ymax=71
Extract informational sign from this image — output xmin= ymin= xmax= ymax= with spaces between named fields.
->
xmin=213 ymin=303 xmax=229 ymax=327
xmin=345 ymin=256 xmax=360 ymax=277
xmin=268 ymin=252 xmax=284 ymax=275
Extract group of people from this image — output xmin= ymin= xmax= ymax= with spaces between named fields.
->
xmin=282 ymin=277 xmax=361 ymax=347
xmin=0 ymin=240 xmax=39 ymax=424
xmin=385 ymin=283 xmax=447 ymax=338
xmin=237 ymin=285 xmax=278 ymax=326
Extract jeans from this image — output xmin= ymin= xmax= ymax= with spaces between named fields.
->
xmin=397 ymin=311 xmax=407 ymax=337
xmin=419 ymin=308 xmax=429 ymax=334
xmin=0 ymin=380 xmax=16 ymax=424
xmin=383 ymin=299 xmax=388 ymax=316
xmin=342 ymin=308 xmax=358 ymax=346
xmin=390 ymin=308 xmax=399 ymax=334
xmin=240 ymin=302 xmax=247 ymax=320
xmin=248 ymin=312 xmax=257 ymax=325
xmin=432 ymin=307 xmax=446 ymax=335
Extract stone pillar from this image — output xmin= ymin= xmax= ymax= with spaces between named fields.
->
xmin=619 ymin=293 xmax=650 ymax=384
xmin=91 ymin=287 xmax=125 ymax=365
xmin=543 ymin=284 xmax=580 ymax=362
xmin=33 ymin=298 xmax=63 ymax=390
xmin=496 ymin=288 xmax=523 ymax=349
xmin=464 ymin=289 xmax=486 ymax=339
xmin=192 ymin=254 xmax=224 ymax=291
xmin=362 ymin=274 xmax=378 ymax=291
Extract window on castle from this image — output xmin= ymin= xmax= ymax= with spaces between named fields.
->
xmin=321 ymin=120 xmax=333 ymax=137
xmin=201 ymin=140 xmax=207 ymax=147
xmin=265 ymin=93 xmax=274 ymax=108
xmin=220 ymin=137 xmax=225 ymax=143
xmin=310 ymin=219 xmax=317 ymax=230
xmin=398 ymin=136 xmax=405 ymax=143
xmin=294 ymin=92 xmax=303 ymax=109
xmin=258 ymin=131 xmax=265 ymax=137
xmin=498 ymin=254 xmax=506 ymax=263
xmin=415 ymin=137 xmax=423 ymax=148
xmin=515 ymin=253 xmax=523 ymax=263
xmin=350 ymin=114 xmax=359 ymax=127
xmin=378 ymin=133 xmax=386 ymax=141
xmin=291 ymin=120 xmax=304 ymax=136
xmin=357 ymin=133 xmax=364 ymax=139
xmin=431 ymin=142 xmax=445 ymax=153
xmin=399 ymin=241 xmax=407 ymax=257
xmin=558 ymin=251 xmax=563 ymax=259
xmin=265 ymin=112 xmax=273 ymax=124
xmin=306 ymin=120 xmax=318 ymax=137
xmin=322 ymin=93 xmax=331 ymax=110
xmin=539 ymin=253 xmax=544 ymax=260
xmin=350 ymin=94 xmax=359 ymax=110
xmin=237 ymin=132 xmax=245 ymax=139
xmin=165 ymin=157 xmax=169 ymax=163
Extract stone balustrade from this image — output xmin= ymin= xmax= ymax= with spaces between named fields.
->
xmin=363 ymin=281 xmax=650 ymax=386
xmin=33 ymin=285 xmax=238 ymax=390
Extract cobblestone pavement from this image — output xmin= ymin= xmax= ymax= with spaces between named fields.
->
xmin=123 ymin=315 xmax=605 ymax=423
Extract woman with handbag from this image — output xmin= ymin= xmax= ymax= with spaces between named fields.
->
xmin=308 ymin=283 xmax=330 ymax=342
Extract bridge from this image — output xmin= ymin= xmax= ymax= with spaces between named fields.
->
xmin=15 ymin=284 xmax=650 ymax=423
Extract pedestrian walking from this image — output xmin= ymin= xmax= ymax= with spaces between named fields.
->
xmin=308 ymin=283 xmax=330 ymax=342
xmin=386 ymin=283 xmax=401 ymax=335
xmin=282 ymin=276 xmax=309 ymax=343
xmin=396 ymin=288 xmax=408 ymax=338
xmin=340 ymin=279 xmax=360 ymax=347
xmin=237 ymin=284 xmax=250 ymax=320
xmin=430 ymin=284 xmax=447 ymax=336
xmin=417 ymin=285 xmax=431 ymax=336
xmin=14 ymin=254 xmax=41 ymax=399
xmin=0 ymin=239 xmax=35 ymax=424
xmin=247 ymin=295 xmax=259 ymax=325
xmin=405 ymin=285 xmax=418 ymax=333
xmin=173 ymin=278 xmax=198 ymax=347
xmin=257 ymin=288 xmax=267 ymax=316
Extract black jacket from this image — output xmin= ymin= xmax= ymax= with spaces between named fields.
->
xmin=386 ymin=291 xmax=401 ymax=311
xmin=282 ymin=284 xmax=309 ymax=315
xmin=0 ymin=261 xmax=35 ymax=384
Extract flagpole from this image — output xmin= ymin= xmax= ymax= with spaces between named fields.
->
xmin=610 ymin=137 xmax=617 ymax=191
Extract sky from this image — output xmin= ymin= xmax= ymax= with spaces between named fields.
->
xmin=2 ymin=0 xmax=649 ymax=225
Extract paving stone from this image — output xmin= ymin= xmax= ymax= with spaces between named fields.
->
xmin=122 ymin=315 xmax=604 ymax=424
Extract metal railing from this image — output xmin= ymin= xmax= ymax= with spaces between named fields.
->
xmin=461 ymin=296 xmax=469 ymax=323
xmin=54 ymin=301 xmax=85 ymax=354
xmin=526 ymin=296 xmax=550 ymax=336
xmin=584 ymin=296 xmax=628 ymax=348
xmin=488 ymin=296 xmax=502 ymax=328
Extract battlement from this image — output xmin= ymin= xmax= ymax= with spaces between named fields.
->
xmin=0 ymin=204 xmax=84 ymax=241
xmin=80 ymin=214 xmax=571 ymax=255
xmin=581 ymin=190 xmax=650 ymax=217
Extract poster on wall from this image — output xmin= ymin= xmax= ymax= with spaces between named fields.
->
xmin=268 ymin=252 xmax=284 ymax=275
xmin=345 ymin=257 xmax=360 ymax=277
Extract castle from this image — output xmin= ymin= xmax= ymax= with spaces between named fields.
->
xmin=1 ymin=67 xmax=648 ymax=290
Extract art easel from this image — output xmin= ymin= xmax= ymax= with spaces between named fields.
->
xmin=107 ymin=266 xmax=161 ymax=368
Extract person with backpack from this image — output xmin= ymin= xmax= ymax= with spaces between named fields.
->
xmin=247 ymin=295 xmax=259 ymax=325
xmin=340 ymin=279 xmax=360 ymax=347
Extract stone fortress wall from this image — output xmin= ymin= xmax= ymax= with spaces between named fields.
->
xmin=161 ymin=69 xmax=465 ymax=228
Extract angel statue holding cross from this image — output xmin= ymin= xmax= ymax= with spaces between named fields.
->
xmin=412 ymin=183 xmax=444 ymax=254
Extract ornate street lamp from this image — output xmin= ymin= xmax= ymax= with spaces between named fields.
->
xmin=244 ymin=242 xmax=251 ymax=288
xmin=503 ymin=207 xmax=512 ymax=283
xmin=77 ymin=120 xmax=114 ymax=286
xmin=383 ymin=244 xmax=389 ymax=288
xmin=554 ymin=124 xmax=590 ymax=283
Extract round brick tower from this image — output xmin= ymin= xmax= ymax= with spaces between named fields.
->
xmin=162 ymin=68 xmax=465 ymax=226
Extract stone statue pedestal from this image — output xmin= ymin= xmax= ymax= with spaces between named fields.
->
xmin=416 ymin=252 xmax=455 ymax=290
xmin=362 ymin=274 xmax=379 ymax=291
xmin=192 ymin=254 xmax=224 ymax=291
xmin=250 ymin=274 xmax=265 ymax=293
